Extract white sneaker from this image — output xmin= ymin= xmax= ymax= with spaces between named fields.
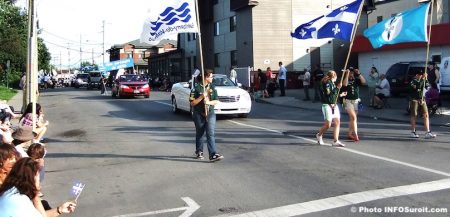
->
xmin=316 ymin=133 xmax=324 ymax=145
xmin=424 ymin=132 xmax=436 ymax=139
xmin=411 ymin=131 xmax=419 ymax=138
xmin=332 ymin=140 xmax=345 ymax=147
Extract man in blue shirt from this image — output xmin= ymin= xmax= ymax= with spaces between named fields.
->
xmin=278 ymin=61 xmax=287 ymax=96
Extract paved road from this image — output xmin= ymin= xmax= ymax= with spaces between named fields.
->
xmin=33 ymin=88 xmax=449 ymax=217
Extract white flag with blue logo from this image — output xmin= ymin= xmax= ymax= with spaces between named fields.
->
xmin=291 ymin=0 xmax=363 ymax=42
xmin=363 ymin=3 xmax=430 ymax=49
xmin=140 ymin=0 xmax=199 ymax=45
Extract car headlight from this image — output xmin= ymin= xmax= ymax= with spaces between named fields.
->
xmin=142 ymin=84 xmax=149 ymax=89
xmin=120 ymin=85 xmax=129 ymax=89
xmin=77 ymin=79 xmax=83 ymax=83
xmin=240 ymin=92 xmax=251 ymax=101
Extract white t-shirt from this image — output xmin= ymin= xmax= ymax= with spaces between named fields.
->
xmin=0 ymin=187 xmax=43 ymax=217
xmin=302 ymin=71 xmax=311 ymax=86
xmin=375 ymin=78 xmax=390 ymax=97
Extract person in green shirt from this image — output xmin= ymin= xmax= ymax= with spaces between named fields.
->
xmin=189 ymin=69 xmax=224 ymax=162
xmin=367 ymin=67 xmax=379 ymax=106
xmin=342 ymin=68 xmax=366 ymax=142
xmin=316 ymin=70 xmax=347 ymax=147
xmin=409 ymin=70 xmax=436 ymax=139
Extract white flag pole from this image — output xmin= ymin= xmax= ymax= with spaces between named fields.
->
xmin=334 ymin=0 xmax=365 ymax=105
xmin=423 ymin=0 xmax=434 ymax=101
xmin=194 ymin=0 xmax=208 ymax=118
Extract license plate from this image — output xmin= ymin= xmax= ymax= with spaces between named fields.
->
xmin=391 ymin=79 xmax=397 ymax=83
xmin=134 ymin=90 xmax=140 ymax=93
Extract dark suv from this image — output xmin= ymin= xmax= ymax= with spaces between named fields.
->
xmin=385 ymin=61 xmax=427 ymax=96
xmin=87 ymin=71 xmax=102 ymax=90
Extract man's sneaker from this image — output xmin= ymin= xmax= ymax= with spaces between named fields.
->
xmin=316 ymin=133 xmax=324 ymax=145
xmin=332 ymin=140 xmax=346 ymax=147
xmin=210 ymin=153 xmax=224 ymax=162
xmin=424 ymin=132 xmax=436 ymax=139
xmin=195 ymin=152 xmax=204 ymax=160
xmin=411 ymin=131 xmax=420 ymax=138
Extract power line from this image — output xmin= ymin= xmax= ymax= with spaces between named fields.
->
xmin=44 ymin=40 xmax=104 ymax=55
xmin=41 ymin=29 xmax=103 ymax=45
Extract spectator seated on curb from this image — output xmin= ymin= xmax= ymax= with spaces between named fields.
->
xmin=0 ymin=124 xmax=14 ymax=145
xmin=0 ymin=144 xmax=20 ymax=185
xmin=11 ymin=126 xmax=37 ymax=157
xmin=372 ymin=74 xmax=390 ymax=109
xmin=0 ymin=158 xmax=77 ymax=217
xmin=19 ymin=103 xmax=49 ymax=142
xmin=27 ymin=143 xmax=46 ymax=197
xmin=0 ymin=101 xmax=19 ymax=126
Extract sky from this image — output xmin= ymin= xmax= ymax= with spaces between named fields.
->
xmin=16 ymin=0 xmax=175 ymax=69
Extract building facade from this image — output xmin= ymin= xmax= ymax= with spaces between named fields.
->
xmin=178 ymin=0 xmax=371 ymax=82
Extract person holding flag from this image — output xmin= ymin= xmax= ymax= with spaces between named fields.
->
xmin=409 ymin=70 xmax=436 ymax=139
xmin=189 ymin=69 xmax=224 ymax=162
xmin=316 ymin=70 xmax=347 ymax=147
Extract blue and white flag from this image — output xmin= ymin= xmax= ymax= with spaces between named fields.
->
xmin=291 ymin=0 xmax=363 ymax=41
xmin=140 ymin=0 xmax=199 ymax=45
xmin=71 ymin=182 xmax=85 ymax=201
xmin=363 ymin=3 xmax=430 ymax=49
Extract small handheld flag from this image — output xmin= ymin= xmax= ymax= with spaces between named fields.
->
xmin=363 ymin=2 xmax=431 ymax=48
xmin=71 ymin=182 xmax=85 ymax=201
xmin=291 ymin=0 xmax=363 ymax=42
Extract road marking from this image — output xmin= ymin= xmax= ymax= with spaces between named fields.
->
xmin=113 ymin=197 xmax=199 ymax=217
xmin=153 ymin=100 xmax=172 ymax=107
xmin=228 ymin=120 xmax=450 ymax=177
xmin=214 ymin=178 xmax=450 ymax=217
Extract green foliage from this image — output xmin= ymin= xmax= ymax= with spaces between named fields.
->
xmin=0 ymin=85 xmax=18 ymax=101
xmin=0 ymin=0 xmax=51 ymax=88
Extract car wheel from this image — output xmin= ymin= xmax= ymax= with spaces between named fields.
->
xmin=145 ymin=94 xmax=150 ymax=98
xmin=238 ymin=113 xmax=249 ymax=118
xmin=172 ymin=97 xmax=179 ymax=113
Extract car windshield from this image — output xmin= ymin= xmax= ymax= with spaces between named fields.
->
xmin=386 ymin=63 xmax=409 ymax=78
xmin=213 ymin=76 xmax=237 ymax=87
xmin=77 ymin=74 xmax=89 ymax=79
xmin=89 ymin=72 xmax=101 ymax=77
xmin=119 ymin=75 xmax=146 ymax=82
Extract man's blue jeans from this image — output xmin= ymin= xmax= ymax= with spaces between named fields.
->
xmin=193 ymin=110 xmax=217 ymax=158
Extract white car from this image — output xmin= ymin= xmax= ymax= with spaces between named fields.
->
xmin=171 ymin=74 xmax=252 ymax=118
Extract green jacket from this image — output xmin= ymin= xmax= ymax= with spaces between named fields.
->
xmin=320 ymin=80 xmax=339 ymax=104
xmin=409 ymin=78 xmax=428 ymax=100
xmin=189 ymin=83 xmax=218 ymax=113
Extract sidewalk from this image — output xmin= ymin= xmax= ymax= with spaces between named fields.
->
xmin=256 ymin=86 xmax=450 ymax=127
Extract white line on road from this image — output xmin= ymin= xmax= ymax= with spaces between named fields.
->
xmin=228 ymin=120 xmax=450 ymax=177
xmin=153 ymin=100 xmax=172 ymax=107
xmin=112 ymin=197 xmax=199 ymax=217
xmin=214 ymin=178 xmax=450 ymax=217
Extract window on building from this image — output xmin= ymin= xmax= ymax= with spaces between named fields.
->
xmin=214 ymin=53 xmax=220 ymax=67
xmin=230 ymin=50 xmax=237 ymax=67
xmin=230 ymin=16 xmax=236 ymax=32
xmin=187 ymin=33 xmax=191 ymax=41
xmin=213 ymin=0 xmax=218 ymax=5
xmin=214 ymin=22 xmax=220 ymax=36
xmin=193 ymin=56 xmax=197 ymax=69
xmin=192 ymin=33 xmax=197 ymax=40
xmin=377 ymin=16 xmax=383 ymax=23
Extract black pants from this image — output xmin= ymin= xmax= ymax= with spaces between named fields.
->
xmin=279 ymin=79 xmax=285 ymax=96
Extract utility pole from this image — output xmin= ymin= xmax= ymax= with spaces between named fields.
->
xmin=25 ymin=0 xmax=38 ymax=129
xmin=102 ymin=20 xmax=105 ymax=65
xmin=92 ymin=48 xmax=94 ymax=64
xmin=80 ymin=34 xmax=83 ymax=70
xmin=59 ymin=51 xmax=62 ymax=73
xmin=67 ymin=42 xmax=71 ymax=73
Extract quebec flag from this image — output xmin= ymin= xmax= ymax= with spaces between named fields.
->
xmin=291 ymin=0 xmax=363 ymax=42
xmin=363 ymin=3 xmax=430 ymax=49
xmin=140 ymin=0 xmax=199 ymax=45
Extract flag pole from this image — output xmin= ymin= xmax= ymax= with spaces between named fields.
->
xmin=422 ymin=0 xmax=434 ymax=101
xmin=194 ymin=0 xmax=208 ymax=118
xmin=334 ymin=0 xmax=365 ymax=105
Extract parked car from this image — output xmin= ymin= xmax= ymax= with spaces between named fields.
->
xmin=171 ymin=74 xmax=252 ymax=118
xmin=439 ymin=57 xmax=450 ymax=92
xmin=87 ymin=71 xmax=102 ymax=90
xmin=385 ymin=61 xmax=426 ymax=96
xmin=73 ymin=73 xmax=90 ymax=88
xmin=111 ymin=74 xmax=150 ymax=98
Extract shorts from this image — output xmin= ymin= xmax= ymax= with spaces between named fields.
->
xmin=376 ymin=93 xmax=386 ymax=99
xmin=322 ymin=104 xmax=340 ymax=122
xmin=343 ymin=98 xmax=360 ymax=111
xmin=410 ymin=99 xmax=428 ymax=117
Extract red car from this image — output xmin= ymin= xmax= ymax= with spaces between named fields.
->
xmin=112 ymin=74 xmax=150 ymax=98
